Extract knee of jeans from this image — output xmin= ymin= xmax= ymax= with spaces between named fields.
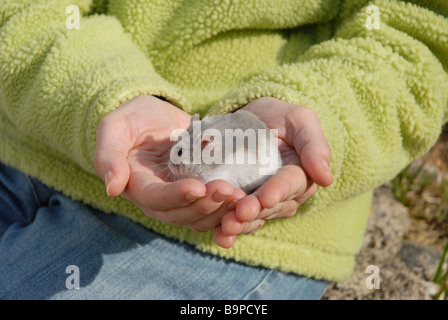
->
xmin=0 ymin=162 xmax=53 ymax=227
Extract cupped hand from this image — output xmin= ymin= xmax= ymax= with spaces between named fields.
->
xmin=93 ymin=95 xmax=240 ymax=230
xmin=214 ymin=97 xmax=333 ymax=247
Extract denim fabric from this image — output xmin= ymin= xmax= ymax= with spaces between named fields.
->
xmin=0 ymin=162 xmax=328 ymax=300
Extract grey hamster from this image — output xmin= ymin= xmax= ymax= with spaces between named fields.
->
xmin=167 ymin=110 xmax=283 ymax=194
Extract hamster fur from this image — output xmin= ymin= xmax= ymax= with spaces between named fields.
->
xmin=167 ymin=110 xmax=283 ymax=194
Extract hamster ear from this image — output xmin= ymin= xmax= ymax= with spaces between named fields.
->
xmin=190 ymin=113 xmax=200 ymax=124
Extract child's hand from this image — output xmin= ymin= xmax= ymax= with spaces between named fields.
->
xmin=94 ymin=95 xmax=239 ymax=229
xmin=214 ymin=97 xmax=333 ymax=248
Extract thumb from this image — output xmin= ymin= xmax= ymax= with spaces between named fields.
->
xmin=95 ymin=149 xmax=130 ymax=197
xmin=94 ymin=119 xmax=131 ymax=197
xmin=299 ymin=143 xmax=333 ymax=188
xmin=289 ymin=108 xmax=333 ymax=187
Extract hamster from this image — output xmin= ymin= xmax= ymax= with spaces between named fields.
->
xmin=167 ymin=110 xmax=283 ymax=194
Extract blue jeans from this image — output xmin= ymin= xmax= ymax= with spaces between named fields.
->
xmin=0 ymin=162 xmax=328 ymax=300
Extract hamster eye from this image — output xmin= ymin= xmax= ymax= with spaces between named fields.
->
xmin=178 ymin=148 xmax=183 ymax=157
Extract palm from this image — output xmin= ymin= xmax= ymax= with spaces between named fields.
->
xmin=94 ymin=95 xmax=202 ymax=204
xmin=241 ymin=104 xmax=301 ymax=168
xmin=241 ymin=97 xmax=333 ymax=190
xmin=121 ymin=97 xmax=192 ymax=183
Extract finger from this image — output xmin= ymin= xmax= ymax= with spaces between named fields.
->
xmin=258 ymin=199 xmax=300 ymax=220
xmin=234 ymin=194 xmax=261 ymax=222
xmin=286 ymin=107 xmax=333 ymax=187
xmin=223 ymin=200 xmax=298 ymax=236
xmin=158 ymin=180 xmax=235 ymax=226
xmin=226 ymin=183 xmax=317 ymax=235
xmin=96 ymin=149 xmax=130 ymax=197
xmin=295 ymin=182 xmax=318 ymax=204
xmin=189 ymin=188 xmax=246 ymax=233
xmin=125 ymin=175 xmax=207 ymax=212
xmin=257 ymin=181 xmax=316 ymax=221
xmin=94 ymin=116 xmax=131 ymax=197
xmin=221 ymin=210 xmax=244 ymax=235
xmin=238 ymin=219 xmax=266 ymax=235
xmin=255 ymin=165 xmax=310 ymax=210
xmin=189 ymin=207 xmax=228 ymax=233
xmin=213 ymin=225 xmax=236 ymax=249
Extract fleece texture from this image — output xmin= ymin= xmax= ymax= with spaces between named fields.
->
xmin=0 ymin=0 xmax=447 ymax=281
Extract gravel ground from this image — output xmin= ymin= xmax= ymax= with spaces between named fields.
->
xmin=322 ymin=186 xmax=443 ymax=300
xmin=322 ymin=125 xmax=447 ymax=300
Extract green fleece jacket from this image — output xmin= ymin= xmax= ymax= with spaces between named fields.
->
xmin=0 ymin=0 xmax=447 ymax=281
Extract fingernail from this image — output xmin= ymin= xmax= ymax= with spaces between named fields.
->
xmin=322 ymin=160 xmax=332 ymax=175
xmin=105 ymin=170 xmax=115 ymax=196
xmin=186 ymin=193 xmax=206 ymax=202
xmin=213 ymin=191 xmax=233 ymax=203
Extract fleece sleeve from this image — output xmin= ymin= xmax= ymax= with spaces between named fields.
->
xmin=208 ymin=0 xmax=448 ymax=209
xmin=0 ymin=0 xmax=187 ymax=175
